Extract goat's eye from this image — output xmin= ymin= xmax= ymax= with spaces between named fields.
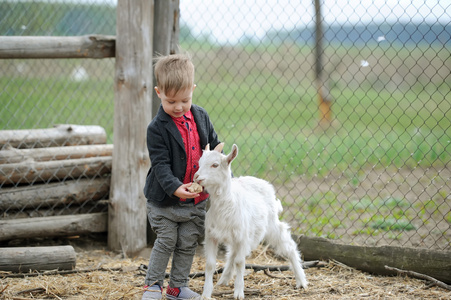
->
xmin=212 ymin=163 xmax=219 ymax=168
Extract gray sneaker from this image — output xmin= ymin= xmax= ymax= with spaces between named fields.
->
xmin=142 ymin=284 xmax=163 ymax=300
xmin=166 ymin=286 xmax=201 ymax=300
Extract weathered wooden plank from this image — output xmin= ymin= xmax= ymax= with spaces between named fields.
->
xmin=108 ymin=0 xmax=152 ymax=255
xmin=0 ymin=213 xmax=108 ymax=241
xmin=0 ymin=124 xmax=107 ymax=149
xmin=297 ymin=235 xmax=451 ymax=284
xmin=0 ymin=246 xmax=76 ymax=273
xmin=0 ymin=144 xmax=113 ymax=164
xmin=0 ymin=178 xmax=110 ymax=210
xmin=0 ymin=156 xmax=112 ymax=185
xmin=0 ymin=35 xmax=115 ymax=59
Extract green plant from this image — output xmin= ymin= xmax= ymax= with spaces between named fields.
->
xmin=370 ymin=217 xmax=416 ymax=231
xmin=346 ymin=197 xmax=376 ymax=213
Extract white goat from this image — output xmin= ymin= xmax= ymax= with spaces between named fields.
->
xmin=194 ymin=143 xmax=308 ymax=300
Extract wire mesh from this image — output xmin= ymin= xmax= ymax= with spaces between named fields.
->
xmin=0 ymin=1 xmax=116 ymax=233
xmin=0 ymin=0 xmax=450 ymax=250
xmin=179 ymin=0 xmax=451 ymax=251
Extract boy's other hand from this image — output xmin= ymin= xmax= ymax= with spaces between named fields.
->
xmin=174 ymin=183 xmax=200 ymax=199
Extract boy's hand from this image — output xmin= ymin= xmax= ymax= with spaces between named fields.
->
xmin=174 ymin=183 xmax=200 ymax=199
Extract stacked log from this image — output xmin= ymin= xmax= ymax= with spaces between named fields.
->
xmin=0 ymin=125 xmax=112 ymax=242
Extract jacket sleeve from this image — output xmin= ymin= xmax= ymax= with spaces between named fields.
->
xmin=146 ymin=122 xmax=182 ymax=201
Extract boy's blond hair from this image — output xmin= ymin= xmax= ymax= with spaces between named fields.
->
xmin=154 ymin=53 xmax=195 ymax=96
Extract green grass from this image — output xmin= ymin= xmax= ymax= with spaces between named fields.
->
xmin=195 ymin=79 xmax=451 ymax=179
xmin=2 ymin=46 xmax=449 ymax=248
xmin=0 ymin=76 xmax=115 ymax=143
xmin=1 ymin=43 xmax=450 ymax=180
xmin=369 ymin=217 xmax=416 ymax=232
xmin=2 ymin=72 xmax=450 ymax=178
xmin=290 ymin=191 xmax=421 ymax=239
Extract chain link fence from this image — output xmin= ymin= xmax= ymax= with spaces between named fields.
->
xmin=0 ymin=1 xmax=116 ymax=237
xmin=1 ymin=1 xmax=450 ymax=251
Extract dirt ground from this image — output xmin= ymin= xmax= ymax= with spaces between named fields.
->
xmin=278 ymin=166 xmax=451 ymax=251
xmin=1 ymin=235 xmax=450 ymax=300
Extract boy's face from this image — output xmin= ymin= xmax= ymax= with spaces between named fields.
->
xmin=155 ymin=85 xmax=196 ymax=118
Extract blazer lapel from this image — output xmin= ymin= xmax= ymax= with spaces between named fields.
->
xmin=157 ymin=106 xmax=185 ymax=151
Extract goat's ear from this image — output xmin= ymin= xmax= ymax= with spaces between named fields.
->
xmin=226 ymin=144 xmax=238 ymax=165
xmin=214 ymin=142 xmax=224 ymax=153
xmin=205 ymin=144 xmax=210 ymax=151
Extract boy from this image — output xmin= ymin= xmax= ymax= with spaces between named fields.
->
xmin=142 ymin=53 xmax=221 ymax=300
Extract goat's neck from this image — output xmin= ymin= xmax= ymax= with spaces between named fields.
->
xmin=208 ymin=174 xmax=233 ymax=203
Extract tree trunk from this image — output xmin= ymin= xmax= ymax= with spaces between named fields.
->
xmin=0 ymin=124 xmax=107 ymax=149
xmin=108 ymin=0 xmax=153 ymax=255
xmin=0 ymin=213 xmax=107 ymax=241
xmin=297 ymin=235 xmax=451 ymax=285
xmin=0 ymin=246 xmax=76 ymax=272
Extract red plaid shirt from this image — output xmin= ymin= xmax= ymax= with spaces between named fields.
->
xmin=171 ymin=110 xmax=208 ymax=204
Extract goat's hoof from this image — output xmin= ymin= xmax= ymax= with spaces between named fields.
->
xmin=216 ymin=278 xmax=230 ymax=287
xmin=215 ymin=282 xmax=229 ymax=287
xmin=233 ymin=291 xmax=245 ymax=300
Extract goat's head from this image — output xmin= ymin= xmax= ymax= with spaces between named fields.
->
xmin=194 ymin=143 xmax=238 ymax=192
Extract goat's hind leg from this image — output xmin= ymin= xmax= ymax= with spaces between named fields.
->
xmin=216 ymin=245 xmax=246 ymax=299
xmin=216 ymin=245 xmax=235 ymax=286
xmin=267 ymin=221 xmax=308 ymax=289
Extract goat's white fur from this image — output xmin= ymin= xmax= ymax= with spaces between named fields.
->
xmin=194 ymin=143 xmax=308 ymax=300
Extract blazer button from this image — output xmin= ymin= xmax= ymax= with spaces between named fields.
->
xmin=181 ymin=156 xmax=185 ymax=160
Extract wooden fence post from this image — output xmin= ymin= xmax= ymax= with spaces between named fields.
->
xmin=151 ymin=0 xmax=180 ymax=118
xmin=314 ymin=0 xmax=332 ymax=126
xmin=108 ymin=0 xmax=153 ymax=255
xmin=146 ymin=0 xmax=180 ymax=244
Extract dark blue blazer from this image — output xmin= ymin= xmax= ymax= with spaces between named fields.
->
xmin=143 ymin=104 xmax=221 ymax=206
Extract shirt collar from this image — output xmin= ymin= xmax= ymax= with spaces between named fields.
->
xmin=171 ymin=110 xmax=193 ymax=124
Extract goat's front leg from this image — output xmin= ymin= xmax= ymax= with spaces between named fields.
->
xmin=232 ymin=249 xmax=246 ymax=300
xmin=202 ymin=235 xmax=218 ymax=299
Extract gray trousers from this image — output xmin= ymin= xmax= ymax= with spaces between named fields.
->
xmin=144 ymin=200 xmax=206 ymax=288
